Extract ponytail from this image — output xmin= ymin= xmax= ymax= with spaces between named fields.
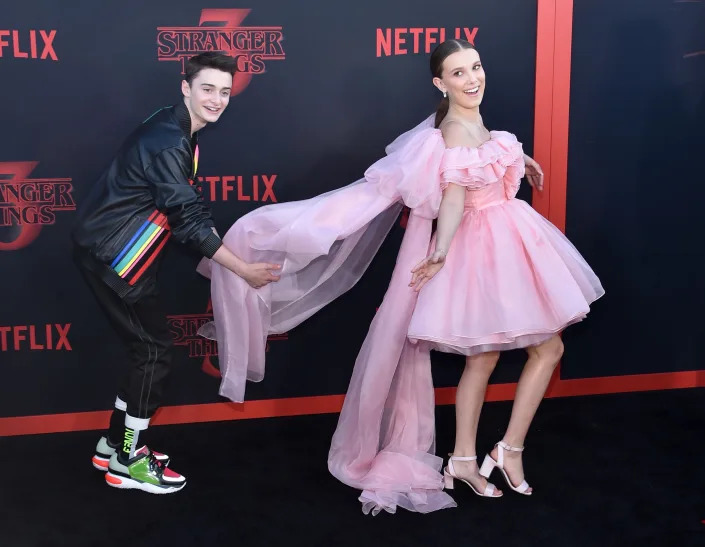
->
xmin=434 ymin=96 xmax=450 ymax=128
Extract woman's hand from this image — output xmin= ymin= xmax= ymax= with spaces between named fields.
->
xmin=523 ymin=154 xmax=544 ymax=192
xmin=410 ymin=250 xmax=446 ymax=292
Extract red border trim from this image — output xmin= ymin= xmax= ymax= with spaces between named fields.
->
xmin=2 ymin=371 xmax=703 ymax=437
xmin=531 ymin=0 xmax=555 ymax=220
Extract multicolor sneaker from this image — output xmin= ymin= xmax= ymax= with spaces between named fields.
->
xmin=91 ymin=436 xmax=169 ymax=471
xmin=105 ymin=452 xmax=186 ymax=494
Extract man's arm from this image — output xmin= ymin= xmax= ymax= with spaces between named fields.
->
xmin=146 ymin=146 xmax=222 ymax=257
xmin=211 ymin=245 xmax=281 ymax=288
xmin=146 ymin=147 xmax=280 ymax=287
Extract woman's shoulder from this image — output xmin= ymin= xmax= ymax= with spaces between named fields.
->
xmin=438 ymin=120 xmax=486 ymax=150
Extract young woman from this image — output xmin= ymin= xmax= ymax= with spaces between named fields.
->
xmin=406 ymin=39 xmax=602 ymax=499
xmin=199 ymin=40 xmax=603 ymax=514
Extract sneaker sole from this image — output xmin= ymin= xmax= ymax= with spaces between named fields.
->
xmin=105 ymin=472 xmax=186 ymax=494
xmin=92 ymin=455 xmax=109 ymax=471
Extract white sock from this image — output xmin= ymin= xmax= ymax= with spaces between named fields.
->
xmin=123 ymin=415 xmax=150 ymax=459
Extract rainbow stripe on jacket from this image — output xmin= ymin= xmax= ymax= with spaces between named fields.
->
xmin=110 ymin=210 xmax=171 ymax=286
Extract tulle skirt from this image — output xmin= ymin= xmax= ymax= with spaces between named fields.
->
xmin=408 ymin=198 xmax=604 ymax=355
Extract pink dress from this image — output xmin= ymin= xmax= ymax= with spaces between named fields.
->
xmin=407 ymin=131 xmax=601 ymax=355
xmin=198 ymin=116 xmax=603 ymax=515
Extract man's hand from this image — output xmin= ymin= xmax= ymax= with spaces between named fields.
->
xmin=240 ymin=262 xmax=281 ymax=289
xmin=211 ymin=244 xmax=281 ymax=288
xmin=523 ymin=154 xmax=544 ymax=192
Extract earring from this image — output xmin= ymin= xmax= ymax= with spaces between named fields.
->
xmin=443 ymin=91 xmax=447 ymax=98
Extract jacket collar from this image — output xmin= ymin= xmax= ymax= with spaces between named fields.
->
xmin=174 ymin=100 xmax=193 ymax=138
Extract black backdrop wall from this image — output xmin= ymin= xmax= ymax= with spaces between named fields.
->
xmin=0 ymin=0 xmax=702 ymax=425
xmin=563 ymin=0 xmax=705 ymax=379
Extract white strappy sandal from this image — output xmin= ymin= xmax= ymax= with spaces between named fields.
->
xmin=479 ymin=441 xmax=532 ymax=495
xmin=443 ymin=454 xmax=503 ymax=498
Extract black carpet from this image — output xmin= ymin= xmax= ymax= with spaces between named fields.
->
xmin=1 ymin=388 xmax=703 ymax=547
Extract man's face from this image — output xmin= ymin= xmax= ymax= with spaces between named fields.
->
xmin=182 ymin=68 xmax=232 ymax=126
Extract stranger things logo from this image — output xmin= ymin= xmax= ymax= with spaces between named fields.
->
xmin=376 ymin=27 xmax=478 ymax=57
xmin=0 ymin=162 xmax=75 ymax=251
xmin=157 ymin=8 xmax=285 ymax=96
xmin=167 ymin=300 xmax=287 ymax=378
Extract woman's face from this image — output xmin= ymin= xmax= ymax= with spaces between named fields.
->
xmin=434 ymin=48 xmax=485 ymax=109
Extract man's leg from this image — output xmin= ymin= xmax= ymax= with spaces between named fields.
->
xmin=116 ymin=292 xmax=173 ymax=459
xmin=75 ymin=264 xmax=138 ymax=469
xmin=76 ymin=264 xmax=183 ymax=492
xmin=105 ymin=293 xmax=186 ymax=493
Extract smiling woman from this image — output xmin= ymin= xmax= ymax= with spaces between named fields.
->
xmin=429 ymin=40 xmax=484 ymax=130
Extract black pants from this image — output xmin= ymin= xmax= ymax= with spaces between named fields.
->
xmin=77 ymin=264 xmax=173 ymax=419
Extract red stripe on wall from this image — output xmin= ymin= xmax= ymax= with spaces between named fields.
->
xmin=549 ymin=0 xmax=574 ymax=232
xmin=532 ymin=0 xmax=556 ymax=219
xmin=1 ymin=372 xmax=703 ymax=437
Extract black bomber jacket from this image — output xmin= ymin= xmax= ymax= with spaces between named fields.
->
xmin=72 ymin=101 xmax=222 ymax=302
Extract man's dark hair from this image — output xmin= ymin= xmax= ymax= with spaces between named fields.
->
xmin=184 ymin=52 xmax=238 ymax=84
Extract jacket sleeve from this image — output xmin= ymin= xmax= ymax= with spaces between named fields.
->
xmin=145 ymin=146 xmax=222 ymax=258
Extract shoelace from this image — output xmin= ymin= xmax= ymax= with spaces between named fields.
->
xmin=147 ymin=453 xmax=165 ymax=477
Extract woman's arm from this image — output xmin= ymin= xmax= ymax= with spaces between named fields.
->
xmin=434 ymin=183 xmax=465 ymax=257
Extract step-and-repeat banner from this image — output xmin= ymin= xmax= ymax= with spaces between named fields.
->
xmin=2 ymin=0 xmax=700 ymax=422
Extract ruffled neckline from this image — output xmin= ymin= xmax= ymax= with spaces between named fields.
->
xmin=439 ymin=131 xmax=522 ymax=170
xmin=431 ymin=129 xmax=515 ymax=153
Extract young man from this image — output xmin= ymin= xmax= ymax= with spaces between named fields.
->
xmin=72 ymin=52 xmax=280 ymax=494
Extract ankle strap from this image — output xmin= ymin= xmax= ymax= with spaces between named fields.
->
xmin=448 ymin=453 xmax=477 ymax=461
xmin=446 ymin=453 xmax=477 ymax=477
xmin=498 ymin=441 xmax=524 ymax=452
